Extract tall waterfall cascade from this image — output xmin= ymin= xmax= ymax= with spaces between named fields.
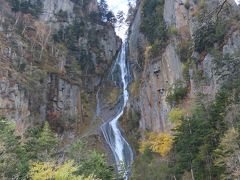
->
xmin=101 ymin=42 xmax=133 ymax=179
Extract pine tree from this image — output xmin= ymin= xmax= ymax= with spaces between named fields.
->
xmin=214 ymin=128 xmax=240 ymax=179
xmin=0 ymin=118 xmax=29 ymax=179
xmin=38 ymin=122 xmax=58 ymax=151
xmin=98 ymin=0 xmax=108 ymax=21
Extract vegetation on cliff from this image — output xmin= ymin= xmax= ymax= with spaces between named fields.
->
xmin=131 ymin=77 xmax=240 ymax=179
xmin=130 ymin=0 xmax=240 ymax=179
xmin=1 ymin=0 xmax=240 ymax=179
xmin=8 ymin=0 xmax=43 ymax=17
xmin=140 ymin=0 xmax=168 ymax=56
xmin=0 ymin=118 xmax=114 ymax=179
xmin=0 ymin=0 xmax=120 ymax=179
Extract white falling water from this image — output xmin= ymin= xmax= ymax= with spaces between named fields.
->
xmin=101 ymin=42 xmax=133 ymax=179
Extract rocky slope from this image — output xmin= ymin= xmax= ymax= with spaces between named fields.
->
xmin=126 ymin=0 xmax=240 ymax=179
xmin=1 ymin=0 xmax=240 ymax=178
xmin=127 ymin=0 xmax=240 ymax=134
xmin=0 ymin=0 xmax=121 ymax=140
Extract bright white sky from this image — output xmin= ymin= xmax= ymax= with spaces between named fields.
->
xmin=106 ymin=0 xmax=132 ymax=39
xmin=104 ymin=0 xmax=239 ymax=38
xmin=107 ymin=0 xmax=129 ymax=13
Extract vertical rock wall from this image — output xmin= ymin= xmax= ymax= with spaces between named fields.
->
xmin=128 ymin=0 xmax=240 ymax=134
xmin=0 ymin=0 xmax=121 ymax=136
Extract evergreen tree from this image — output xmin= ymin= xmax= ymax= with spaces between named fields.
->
xmin=106 ymin=11 xmax=117 ymax=24
xmin=24 ymin=122 xmax=59 ymax=161
xmin=67 ymin=140 xmax=114 ymax=179
xmin=214 ymin=128 xmax=240 ymax=179
xmin=9 ymin=0 xmax=43 ymax=17
xmin=98 ymin=0 xmax=116 ymax=24
xmin=38 ymin=122 xmax=58 ymax=152
xmin=98 ymin=0 xmax=109 ymax=21
xmin=171 ymin=89 xmax=230 ymax=179
xmin=0 ymin=118 xmax=29 ymax=179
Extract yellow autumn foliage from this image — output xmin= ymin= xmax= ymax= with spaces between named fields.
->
xmin=29 ymin=161 xmax=55 ymax=180
xmin=168 ymin=108 xmax=185 ymax=124
xmin=29 ymin=161 xmax=98 ymax=180
xmin=139 ymin=132 xmax=173 ymax=156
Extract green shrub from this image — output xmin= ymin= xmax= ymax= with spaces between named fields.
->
xmin=168 ymin=26 xmax=179 ymax=36
xmin=171 ymin=88 xmax=231 ymax=179
xmin=107 ymin=87 xmax=120 ymax=105
xmin=0 ymin=118 xmax=29 ymax=179
xmin=56 ymin=10 xmax=68 ymax=22
xmin=177 ymin=40 xmax=193 ymax=63
xmin=194 ymin=21 xmax=228 ymax=53
xmin=67 ymin=140 xmax=114 ymax=179
xmin=168 ymin=108 xmax=185 ymax=123
xmin=130 ymin=80 xmax=141 ymax=98
xmin=166 ymin=81 xmax=188 ymax=105
xmin=131 ymin=149 xmax=171 ymax=180
xmin=182 ymin=63 xmax=190 ymax=82
xmin=140 ymin=0 xmax=168 ymax=55
xmin=8 ymin=0 xmax=43 ymax=18
xmin=184 ymin=1 xmax=191 ymax=9
xmin=149 ymin=39 xmax=168 ymax=57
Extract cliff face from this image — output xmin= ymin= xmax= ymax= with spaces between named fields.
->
xmin=0 ymin=0 xmax=121 ymax=137
xmin=128 ymin=0 xmax=240 ymax=134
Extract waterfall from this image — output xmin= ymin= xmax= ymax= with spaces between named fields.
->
xmin=101 ymin=42 xmax=133 ymax=179
xmin=93 ymin=88 xmax=101 ymax=123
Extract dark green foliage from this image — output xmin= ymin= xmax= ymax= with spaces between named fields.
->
xmin=140 ymin=0 xmax=168 ymax=55
xmin=131 ymin=148 xmax=171 ymax=180
xmin=171 ymin=88 xmax=233 ymax=179
xmin=53 ymin=21 xmax=95 ymax=71
xmin=182 ymin=62 xmax=190 ymax=82
xmin=0 ymin=119 xmax=114 ymax=179
xmin=140 ymin=0 xmax=167 ymax=43
xmin=214 ymin=128 xmax=240 ymax=179
xmin=171 ymin=53 xmax=240 ymax=178
xmin=0 ymin=119 xmax=59 ymax=179
xmin=53 ymin=21 xmax=85 ymax=45
xmin=56 ymin=10 xmax=68 ymax=22
xmin=67 ymin=139 xmax=115 ymax=179
xmin=178 ymin=40 xmax=193 ymax=63
xmin=121 ymin=108 xmax=141 ymax=151
xmin=184 ymin=1 xmax=190 ymax=9
xmin=98 ymin=0 xmax=108 ymax=20
xmin=166 ymin=81 xmax=188 ymax=105
xmin=70 ymin=0 xmax=88 ymax=7
xmin=150 ymin=39 xmax=167 ymax=57
xmin=0 ymin=118 xmax=29 ymax=179
xmin=98 ymin=0 xmax=117 ymax=24
xmin=24 ymin=122 xmax=59 ymax=161
xmin=52 ymin=0 xmax=116 ymax=74
xmin=78 ymin=151 xmax=114 ymax=179
xmin=0 ymin=119 xmax=114 ymax=178
xmin=106 ymin=11 xmax=117 ymax=24
xmin=194 ymin=21 xmax=228 ymax=53
xmin=8 ymin=0 xmax=43 ymax=18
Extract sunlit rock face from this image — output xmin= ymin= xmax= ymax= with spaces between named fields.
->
xmin=40 ymin=0 xmax=74 ymax=22
xmin=41 ymin=0 xmax=99 ymax=23
xmin=127 ymin=0 xmax=240 ymax=134
xmin=0 ymin=0 xmax=121 ymax=136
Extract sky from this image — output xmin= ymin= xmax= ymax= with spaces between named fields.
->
xmin=107 ymin=0 xmax=129 ymax=13
xmin=106 ymin=0 xmax=132 ymax=39
xmin=104 ymin=0 xmax=239 ymax=38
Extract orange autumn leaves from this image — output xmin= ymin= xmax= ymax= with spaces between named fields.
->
xmin=139 ymin=132 xmax=173 ymax=157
